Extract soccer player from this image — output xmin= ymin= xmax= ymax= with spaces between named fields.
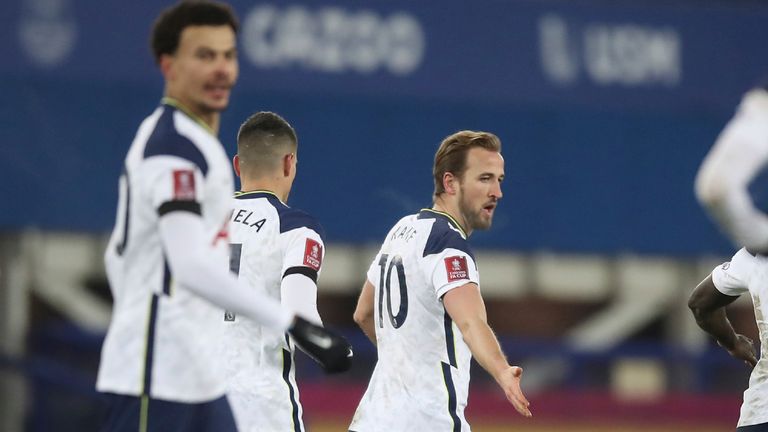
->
xmin=96 ymin=3 xmax=350 ymax=431
xmin=693 ymin=86 xmax=768 ymax=431
xmin=696 ymin=86 xmax=768 ymax=252
xmin=349 ymin=131 xmax=532 ymax=432
xmin=222 ymin=111 xmax=333 ymax=431
xmin=688 ymin=249 xmax=761 ymax=430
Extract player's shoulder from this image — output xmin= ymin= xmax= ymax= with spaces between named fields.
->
xmin=141 ymin=104 xmax=209 ymax=175
xmin=711 ymin=248 xmax=757 ymax=295
xmin=718 ymin=247 xmax=758 ymax=280
xmin=732 ymin=247 xmax=761 ymax=268
xmin=278 ymin=206 xmax=325 ymax=240
xmin=416 ymin=209 xmax=474 ymax=259
xmin=235 ymin=191 xmax=325 ymax=240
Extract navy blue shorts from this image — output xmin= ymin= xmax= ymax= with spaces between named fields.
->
xmin=100 ymin=393 xmax=237 ymax=432
xmin=738 ymin=423 xmax=768 ymax=431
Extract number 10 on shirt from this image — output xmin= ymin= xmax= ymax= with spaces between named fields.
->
xmin=376 ymin=254 xmax=409 ymax=329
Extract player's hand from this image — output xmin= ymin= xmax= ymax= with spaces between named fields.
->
xmin=720 ymin=334 xmax=758 ymax=368
xmin=289 ymin=316 xmax=353 ymax=373
xmin=496 ymin=366 xmax=532 ymax=418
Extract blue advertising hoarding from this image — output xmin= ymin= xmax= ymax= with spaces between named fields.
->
xmin=3 ymin=0 xmax=767 ymax=254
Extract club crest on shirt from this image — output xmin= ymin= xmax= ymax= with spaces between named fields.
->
xmin=444 ymin=256 xmax=468 ymax=282
xmin=172 ymin=169 xmax=196 ymax=200
xmin=303 ymin=238 xmax=323 ymax=270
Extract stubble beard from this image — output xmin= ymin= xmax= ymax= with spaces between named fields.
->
xmin=459 ymin=192 xmax=492 ymax=232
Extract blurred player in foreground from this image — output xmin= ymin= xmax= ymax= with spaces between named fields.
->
xmin=96 ymin=3 xmax=349 ymax=431
xmin=350 ymin=130 xmax=532 ymax=432
xmin=693 ymin=85 xmax=768 ymax=431
xmin=696 ymin=86 xmax=768 ymax=252
xmin=222 ymin=111 xmax=344 ymax=431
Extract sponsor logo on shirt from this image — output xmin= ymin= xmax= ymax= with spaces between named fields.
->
xmin=172 ymin=169 xmax=196 ymax=200
xmin=444 ymin=256 xmax=468 ymax=282
xmin=721 ymin=262 xmax=730 ymax=271
xmin=304 ymin=238 xmax=323 ymax=270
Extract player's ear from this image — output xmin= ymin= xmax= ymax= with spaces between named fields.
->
xmin=443 ymin=172 xmax=457 ymax=195
xmin=233 ymin=155 xmax=241 ymax=177
xmin=282 ymin=153 xmax=294 ymax=178
xmin=159 ymin=54 xmax=174 ymax=80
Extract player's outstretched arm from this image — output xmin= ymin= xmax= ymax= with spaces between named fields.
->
xmin=161 ymin=211 xmax=351 ymax=373
xmin=353 ymin=280 xmax=377 ymax=346
xmin=158 ymin=210 xmax=293 ymax=331
xmin=688 ymin=275 xmax=757 ymax=368
xmin=443 ymin=283 xmax=532 ymax=418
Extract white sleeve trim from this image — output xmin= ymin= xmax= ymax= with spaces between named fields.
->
xmin=712 ymin=270 xmax=748 ymax=297
xmin=710 ymin=248 xmax=752 ymax=297
xmin=436 ymin=280 xmax=478 ymax=300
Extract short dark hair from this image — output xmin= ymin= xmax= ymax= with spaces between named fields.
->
xmin=237 ymin=112 xmax=298 ymax=177
xmin=433 ymin=130 xmax=502 ymax=197
xmin=150 ymin=0 xmax=239 ymax=64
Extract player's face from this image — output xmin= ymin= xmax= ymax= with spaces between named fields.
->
xmin=165 ymin=25 xmax=238 ymax=119
xmin=457 ymin=148 xmax=504 ymax=232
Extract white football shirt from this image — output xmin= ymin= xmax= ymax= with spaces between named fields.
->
xmin=222 ymin=190 xmax=325 ymax=432
xmin=711 ymin=247 xmax=768 ymax=428
xmin=97 ymin=99 xmax=233 ymax=402
xmin=350 ymin=209 xmax=480 ymax=432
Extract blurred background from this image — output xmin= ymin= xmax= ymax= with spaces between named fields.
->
xmin=2 ymin=0 xmax=768 ymax=430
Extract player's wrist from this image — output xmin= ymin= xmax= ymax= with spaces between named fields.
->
xmin=490 ymin=363 xmax=513 ymax=384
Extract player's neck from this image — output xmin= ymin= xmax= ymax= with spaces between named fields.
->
xmin=239 ymin=179 xmax=289 ymax=203
xmin=161 ymin=96 xmax=220 ymax=135
xmin=202 ymin=113 xmax=220 ymax=135
xmin=187 ymin=109 xmax=220 ymax=135
xmin=432 ymin=197 xmax=471 ymax=237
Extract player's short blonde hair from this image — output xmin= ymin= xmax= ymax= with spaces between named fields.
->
xmin=433 ymin=130 xmax=502 ymax=197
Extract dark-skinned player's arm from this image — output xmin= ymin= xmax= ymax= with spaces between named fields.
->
xmin=688 ymin=274 xmax=757 ymax=368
